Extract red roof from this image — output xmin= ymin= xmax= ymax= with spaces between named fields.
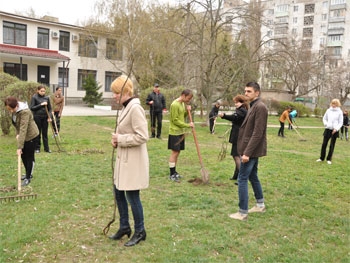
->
xmin=0 ymin=44 xmax=70 ymax=61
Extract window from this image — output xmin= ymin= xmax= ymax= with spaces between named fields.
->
xmin=330 ymin=9 xmax=346 ymax=18
xmin=106 ymin=39 xmax=123 ymax=60
xmin=305 ymin=4 xmax=315 ymax=14
xmin=77 ymin=69 xmax=97 ymax=90
xmin=320 ymin=37 xmax=325 ymax=46
xmin=277 ymin=4 xmax=289 ymax=12
xmin=78 ymin=35 xmax=98 ymax=58
xmin=37 ymin=27 xmax=49 ymax=49
xmin=58 ymin=67 xmax=69 ymax=87
xmin=267 ymin=30 xmax=273 ymax=37
xmin=322 ymin=14 xmax=327 ymax=21
xmin=59 ymin=31 xmax=70 ymax=51
xmin=105 ymin=71 xmax=122 ymax=92
xmin=331 ymin=47 xmax=342 ymax=55
xmin=292 ymin=28 xmax=297 ymax=35
xmin=323 ymin=1 xmax=328 ymax=8
xmin=4 ymin=63 xmax=27 ymax=80
xmin=294 ymin=6 xmax=298 ymax=12
xmin=302 ymin=39 xmax=312 ymax=48
xmin=293 ymin=17 xmax=298 ymax=24
xmin=268 ymin=9 xmax=274 ymax=15
xmin=3 ymin=21 xmax=26 ymax=46
xmin=331 ymin=0 xmax=345 ymax=4
xmin=304 ymin=16 xmax=314 ymax=25
xmin=328 ymin=35 xmax=342 ymax=42
xmin=303 ymin=27 xmax=313 ymax=37
xmin=321 ymin=25 xmax=327 ymax=34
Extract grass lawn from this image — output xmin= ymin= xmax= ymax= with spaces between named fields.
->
xmin=0 ymin=114 xmax=349 ymax=263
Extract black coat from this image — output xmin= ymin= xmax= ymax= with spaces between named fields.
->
xmin=30 ymin=93 xmax=52 ymax=118
xmin=146 ymin=92 xmax=166 ymax=113
xmin=221 ymin=106 xmax=247 ymax=144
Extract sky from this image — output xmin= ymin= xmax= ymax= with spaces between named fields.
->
xmin=0 ymin=0 xmax=99 ymax=25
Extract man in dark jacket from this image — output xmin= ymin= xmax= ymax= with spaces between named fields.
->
xmin=146 ymin=83 xmax=166 ymax=139
xmin=229 ymin=82 xmax=268 ymax=221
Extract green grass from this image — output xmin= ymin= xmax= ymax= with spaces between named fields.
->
xmin=0 ymin=115 xmax=349 ymax=263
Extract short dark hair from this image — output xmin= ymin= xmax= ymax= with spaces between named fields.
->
xmin=246 ymin=82 xmax=260 ymax=92
xmin=56 ymin=86 xmax=62 ymax=91
xmin=4 ymin=96 xmax=18 ymax=109
xmin=181 ymin=89 xmax=192 ymax=96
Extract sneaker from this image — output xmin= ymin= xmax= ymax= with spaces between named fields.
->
xmin=316 ymin=159 xmax=323 ymax=162
xmin=169 ymin=174 xmax=180 ymax=182
xmin=21 ymin=178 xmax=31 ymax=187
xmin=327 ymin=160 xmax=332 ymax=165
xmin=248 ymin=205 xmax=266 ymax=213
xmin=21 ymin=175 xmax=33 ymax=180
xmin=35 ymin=149 xmax=40 ymax=153
xmin=174 ymin=172 xmax=182 ymax=179
xmin=229 ymin=212 xmax=248 ymax=221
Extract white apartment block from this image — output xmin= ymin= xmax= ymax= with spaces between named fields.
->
xmin=0 ymin=11 xmax=125 ymax=104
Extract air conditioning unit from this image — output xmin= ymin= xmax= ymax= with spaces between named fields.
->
xmin=72 ymin=34 xmax=79 ymax=42
xmin=51 ymin=31 xmax=59 ymax=39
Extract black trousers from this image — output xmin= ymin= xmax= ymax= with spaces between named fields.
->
xmin=150 ymin=111 xmax=163 ymax=137
xmin=22 ymin=137 xmax=37 ymax=178
xmin=278 ymin=121 xmax=285 ymax=136
xmin=34 ymin=115 xmax=50 ymax=151
xmin=320 ymin=129 xmax=338 ymax=161
xmin=53 ymin=111 xmax=61 ymax=133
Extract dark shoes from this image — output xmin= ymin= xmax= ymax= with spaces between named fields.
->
xmin=109 ymin=227 xmax=132 ymax=240
xmin=21 ymin=175 xmax=33 ymax=180
xmin=124 ymin=229 xmax=146 ymax=247
xmin=45 ymin=149 xmax=51 ymax=153
xmin=21 ymin=178 xmax=31 ymax=186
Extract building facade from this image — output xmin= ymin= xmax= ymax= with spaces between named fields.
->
xmin=0 ymin=11 xmax=124 ymax=104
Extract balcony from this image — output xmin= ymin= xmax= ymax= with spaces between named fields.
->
xmin=328 ymin=27 xmax=345 ymax=35
xmin=330 ymin=3 xmax=346 ymax=10
xmin=327 ymin=40 xmax=343 ymax=47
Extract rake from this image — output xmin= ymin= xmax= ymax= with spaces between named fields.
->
xmin=187 ymin=108 xmax=210 ymax=184
xmin=0 ymin=155 xmax=37 ymax=203
xmin=293 ymin=126 xmax=307 ymax=141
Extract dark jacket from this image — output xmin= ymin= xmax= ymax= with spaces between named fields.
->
xmin=238 ymin=98 xmax=267 ymax=158
xmin=221 ymin=106 xmax=247 ymax=144
xmin=30 ymin=93 xmax=52 ymax=117
xmin=209 ymin=105 xmax=219 ymax=118
xmin=146 ymin=92 xmax=166 ymax=113
xmin=12 ymin=102 xmax=39 ymax=149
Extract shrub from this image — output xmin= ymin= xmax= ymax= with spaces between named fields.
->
xmin=82 ymin=74 xmax=103 ymax=107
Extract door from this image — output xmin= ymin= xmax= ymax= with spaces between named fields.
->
xmin=37 ymin=66 xmax=50 ymax=86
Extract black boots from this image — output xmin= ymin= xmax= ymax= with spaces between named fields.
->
xmin=109 ymin=227 xmax=132 ymax=240
xmin=124 ymin=229 xmax=146 ymax=247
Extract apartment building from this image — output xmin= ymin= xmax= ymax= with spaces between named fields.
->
xmin=0 ymin=11 xmax=124 ymax=104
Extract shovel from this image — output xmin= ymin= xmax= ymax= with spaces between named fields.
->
xmin=187 ymin=109 xmax=210 ymax=184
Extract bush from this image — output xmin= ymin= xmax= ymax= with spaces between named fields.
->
xmin=82 ymin=74 xmax=103 ymax=107
xmin=0 ymin=72 xmax=41 ymax=135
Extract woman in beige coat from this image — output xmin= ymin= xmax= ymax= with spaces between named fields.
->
xmin=109 ymin=76 xmax=149 ymax=247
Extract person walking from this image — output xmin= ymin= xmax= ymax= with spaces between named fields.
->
xmin=209 ymin=102 xmax=220 ymax=134
xmin=219 ymin=95 xmax=249 ymax=182
xmin=4 ymin=96 xmax=39 ymax=186
xmin=278 ymin=106 xmax=292 ymax=137
xmin=229 ymin=82 xmax=268 ymax=221
xmin=52 ymin=86 xmax=64 ymax=136
xmin=316 ymin=99 xmax=343 ymax=165
xmin=340 ymin=110 xmax=348 ymax=141
xmin=30 ymin=85 xmax=52 ymax=153
xmin=168 ymin=89 xmax=194 ymax=182
xmin=145 ymin=83 xmax=166 ymax=139
xmin=108 ymin=75 xmax=149 ymax=247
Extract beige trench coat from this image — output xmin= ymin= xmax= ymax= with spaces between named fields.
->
xmin=114 ymin=98 xmax=149 ymax=190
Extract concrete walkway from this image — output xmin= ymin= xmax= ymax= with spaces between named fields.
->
xmin=62 ymin=105 xmax=118 ymax=116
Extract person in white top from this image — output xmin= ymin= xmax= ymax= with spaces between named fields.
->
xmin=316 ymin=99 xmax=343 ymax=165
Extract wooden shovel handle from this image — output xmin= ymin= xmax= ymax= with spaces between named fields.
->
xmin=187 ymin=109 xmax=204 ymax=165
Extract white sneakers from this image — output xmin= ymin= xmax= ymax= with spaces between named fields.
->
xmin=316 ymin=159 xmax=332 ymax=164
xmin=229 ymin=205 xmax=266 ymax=221
xmin=229 ymin=212 xmax=248 ymax=221
xmin=248 ymin=205 xmax=266 ymax=213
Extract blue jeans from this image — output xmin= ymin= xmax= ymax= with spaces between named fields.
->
xmin=114 ymin=186 xmax=145 ymax=232
xmin=237 ymin=157 xmax=264 ymax=214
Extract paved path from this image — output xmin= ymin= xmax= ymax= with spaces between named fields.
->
xmin=62 ymin=105 xmax=323 ymax=128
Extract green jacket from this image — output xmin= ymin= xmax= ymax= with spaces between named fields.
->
xmin=13 ymin=102 xmax=39 ymax=149
xmin=169 ymin=99 xmax=190 ymax=135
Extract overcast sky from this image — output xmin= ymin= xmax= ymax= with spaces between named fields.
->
xmin=0 ymin=0 xmax=99 ymax=25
